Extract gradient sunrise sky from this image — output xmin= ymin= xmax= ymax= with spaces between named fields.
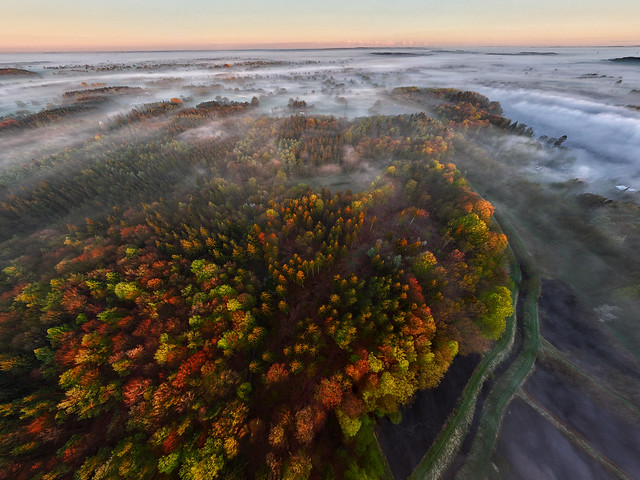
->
xmin=1 ymin=0 xmax=639 ymax=52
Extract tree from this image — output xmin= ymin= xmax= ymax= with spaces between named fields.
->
xmin=478 ymin=286 xmax=513 ymax=340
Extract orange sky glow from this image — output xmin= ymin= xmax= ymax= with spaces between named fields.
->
xmin=1 ymin=1 xmax=639 ymax=52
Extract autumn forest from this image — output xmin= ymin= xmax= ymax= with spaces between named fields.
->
xmin=0 ymin=82 xmax=514 ymax=479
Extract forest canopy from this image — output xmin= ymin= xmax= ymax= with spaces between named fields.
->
xmin=0 ymin=90 xmax=512 ymax=479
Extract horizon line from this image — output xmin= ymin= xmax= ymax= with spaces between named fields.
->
xmin=2 ymin=43 xmax=640 ymax=55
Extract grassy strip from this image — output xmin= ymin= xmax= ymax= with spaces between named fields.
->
xmin=366 ymin=423 xmax=395 ymax=480
xmin=408 ymin=217 xmax=521 ymax=480
xmin=454 ymin=216 xmax=541 ymax=480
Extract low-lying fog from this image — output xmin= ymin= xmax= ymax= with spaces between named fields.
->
xmin=2 ymin=46 xmax=639 ymax=192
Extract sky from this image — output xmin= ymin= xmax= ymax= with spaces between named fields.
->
xmin=1 ymin=0 xmax=639 ymax=52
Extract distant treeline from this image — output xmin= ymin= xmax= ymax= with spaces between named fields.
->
xmin=392 ymin=86 xmax=535 ymax=136
xmin=62 ymin=86 xmax=143 ymax=99
xmin=0 ymin=68 xmax=38 ymax=76
xmin=0 ymin=104 xmax=99 ymax=132
xmin=608 ymin=57 xmax=640 ymax=64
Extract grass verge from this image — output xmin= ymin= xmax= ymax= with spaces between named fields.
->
xmin=407 ymin=215 xmax=522 ymax=480
xmin=454 ymin=215 xmax=540 ymax=480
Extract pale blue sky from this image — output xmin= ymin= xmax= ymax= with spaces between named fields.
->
xmin=1 ymin=0 xmax=638 ymax=51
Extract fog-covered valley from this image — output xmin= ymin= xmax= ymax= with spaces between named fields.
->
xmin=3 ymin=47 xmax=640 ymax=192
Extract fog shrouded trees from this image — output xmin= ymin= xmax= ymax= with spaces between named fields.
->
xmin=0 ymin=93 xmax=512 ymax=479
